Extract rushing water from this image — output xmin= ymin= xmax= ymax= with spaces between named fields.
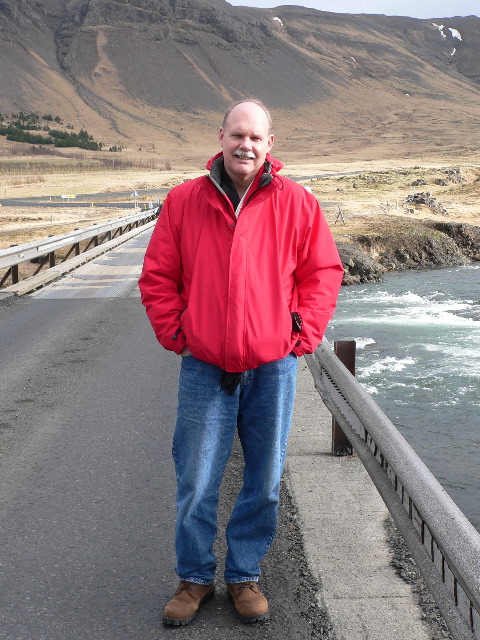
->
xmin=325 ymin=265 xmax=480 ymax=531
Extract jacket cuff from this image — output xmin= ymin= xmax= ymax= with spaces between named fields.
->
xmin=292 ymin=340 xmax=306 ymax=357
xmin=158 ymin=331 xmax=186 ymax=355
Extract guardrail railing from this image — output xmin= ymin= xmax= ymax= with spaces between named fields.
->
xmin=0 ymin=208 xmax=159 ymax=288
xmin=307 ymin=339 xmax=480 ymax=640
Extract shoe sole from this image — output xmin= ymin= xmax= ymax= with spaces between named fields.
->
xmin=236 ymin=610 xmax=270 ymax=624
xmin=227 ymin=591 xmax=270 ymax=623
xmin=162 ymin=586 xmax=215 ymax=626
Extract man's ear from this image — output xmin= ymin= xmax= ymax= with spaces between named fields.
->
xmin=267 ymin=134 xmax=274 ymax=152
xmin=219 ymin=128 xmax=224 ymax=147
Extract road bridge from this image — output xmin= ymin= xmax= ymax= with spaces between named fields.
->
xmin=0 ymin=229 xmax=439 ymax=639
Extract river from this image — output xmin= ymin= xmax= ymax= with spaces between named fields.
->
xmin=325 ymin=264 xmax=480 ymax=531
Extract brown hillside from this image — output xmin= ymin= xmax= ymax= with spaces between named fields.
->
xmin=0 ymin=0 xmax=480 ymax=165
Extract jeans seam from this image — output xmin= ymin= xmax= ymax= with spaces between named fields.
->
xmin=179 ymin=577 xmax=214 ymax=586
xmin=225 ymin=577 xmax=259 ymax=584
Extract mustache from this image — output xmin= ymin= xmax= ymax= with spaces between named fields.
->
xmin=233 ymin=150 xmax=256 ymax=160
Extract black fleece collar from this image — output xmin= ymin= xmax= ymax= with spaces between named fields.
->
xmin=209 ymin=156 xmax=274 ymax=204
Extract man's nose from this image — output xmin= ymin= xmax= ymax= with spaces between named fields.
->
xmin=239 ymin=136 xmax=252 ymax=149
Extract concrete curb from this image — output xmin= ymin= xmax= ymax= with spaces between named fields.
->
xmin=1 ymin=221 xmax=156 ymax=296
xmin=286 ymin=360 xmax=432 ymax=640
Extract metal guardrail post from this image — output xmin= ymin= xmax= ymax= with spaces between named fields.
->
xmin=8 ymin=245 xmax=19 ymax=284
xmin=332 ymin=340 xmax=355 ymax=456
xmin=47 ymin=236 xmax=56 ymax=269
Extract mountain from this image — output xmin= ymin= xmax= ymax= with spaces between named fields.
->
xmin=1 ymin=0 xmax=480 ymax=165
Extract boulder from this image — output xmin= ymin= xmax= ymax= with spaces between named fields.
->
xmin=336 ymin=242 xmax=386 ymax=285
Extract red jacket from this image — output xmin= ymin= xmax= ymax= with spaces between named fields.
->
xmin=139 ymin=153 xmax=343 ymax=372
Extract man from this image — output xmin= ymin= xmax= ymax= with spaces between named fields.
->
xmin=139 ymin=99 xmax=343 ymax=626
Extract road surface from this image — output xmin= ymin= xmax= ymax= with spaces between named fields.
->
xmin=0 ymin=230 xmax=330 ymax=640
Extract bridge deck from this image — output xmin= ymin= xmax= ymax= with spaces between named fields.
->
xmin=0 ymin=228 xmax=435 ymax=639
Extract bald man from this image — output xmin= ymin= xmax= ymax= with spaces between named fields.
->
xmin=139 ymin=99 xmax=343 ymax=626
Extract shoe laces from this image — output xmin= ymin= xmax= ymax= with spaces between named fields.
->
xmin=235 ymin=582 xmax=259 ymax=593
xmin=175 ymin=581 xmax=196 ymax=595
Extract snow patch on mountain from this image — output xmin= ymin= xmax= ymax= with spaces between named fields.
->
xmin=432 ymin=23 xmax=462 ymax=42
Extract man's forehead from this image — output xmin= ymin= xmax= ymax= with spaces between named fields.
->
xmin=224 ymin=103 xmax=270 ymax=130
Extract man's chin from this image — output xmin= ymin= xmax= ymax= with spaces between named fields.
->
xmin=225 ymin=158 xmax=261 ymax=182
xmin=234 ymin=166 xmax=256 ymax=180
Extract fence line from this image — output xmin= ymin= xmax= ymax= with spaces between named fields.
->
xmin=324 ymin=202 xmax=400 ymax=224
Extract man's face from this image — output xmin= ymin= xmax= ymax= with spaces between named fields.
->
xmin=219 ymin=102 xmax=274 ymax=187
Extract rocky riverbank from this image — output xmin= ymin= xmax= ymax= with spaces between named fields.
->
xmin=337 ymin=221 xmax=480 ymax=285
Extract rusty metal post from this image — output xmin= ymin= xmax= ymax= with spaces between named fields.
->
xmin=46 ymin=236 xmax=55 ymax=269
xmin=11 ymin=264 xmax=19 ymax=284
xmin=332 ymin=340 xmax=356 ymax=456
xmin=9 ymin=245 xmax=19 ymax=284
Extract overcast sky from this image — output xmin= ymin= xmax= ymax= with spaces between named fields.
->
xmin=226 ymin=0 xmax=479 ymax=19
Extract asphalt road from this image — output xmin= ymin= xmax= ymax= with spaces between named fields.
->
xmin=0 ymin=188 xmax=170 ymax=207
xmin=0 ymin=233 xmax=331 ymax=639
xmin=0 ymin=200 xmax=142 ymax=208
xmin=0 ymin=173 xmax=352 ymax=208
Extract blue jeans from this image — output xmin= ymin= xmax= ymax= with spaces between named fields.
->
xmin=172 ymin=354 xmax=298 ymax=585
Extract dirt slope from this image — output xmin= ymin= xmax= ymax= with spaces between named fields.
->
xmin=1 ymin=1 xmax=480 ymax=165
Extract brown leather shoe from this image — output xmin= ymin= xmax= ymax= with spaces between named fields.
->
xmin=163 ymin=580 xmax=215 ymax=626
xmin=226 ymin=581 xmax=269 ymax=623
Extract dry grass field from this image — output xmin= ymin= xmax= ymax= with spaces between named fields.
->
xmin=0 ymin=146 xmax=205 ymax=249
xmin=1 ymin=148 xmax=479 ymax=253
xmin=302 ymin=162 xmax=480 ymax=244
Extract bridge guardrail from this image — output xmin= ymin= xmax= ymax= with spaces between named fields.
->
xmin=307 ymin=339 xmax=480 ymax=640
xmin=0 ymin=208 xmax=159 ymax=288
